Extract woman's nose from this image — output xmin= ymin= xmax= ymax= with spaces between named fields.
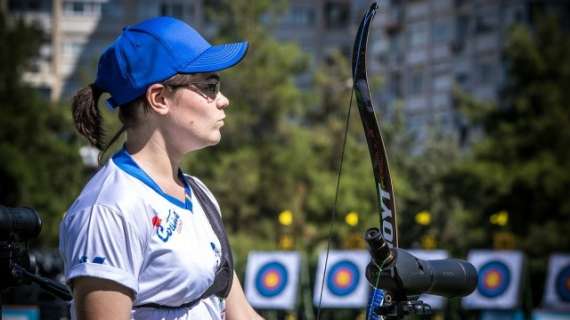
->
xmin=217 ymin=92 xmax=230 ymax=109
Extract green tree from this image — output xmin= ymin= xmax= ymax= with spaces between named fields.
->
xmin=185 ymin=0 xmax=307 ymax=235
xmin=0 ymin=12 xmax=86 ymax=245
xmin=452 ymin=14 xmax=570 ymax=304
xmin=188 ymin=0 xmax=465 ymax=256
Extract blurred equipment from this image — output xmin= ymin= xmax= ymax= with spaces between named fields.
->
xmin=2 ymin=305 xmax=39 ymax=320
xmin=0 ymin=206 xmax=42 ymax=242
xmin=0 ymin=205 xmax=72 ymax=302
xmin=405 ymin=250 xmax=450 ymax=311
xmin=365 ymin=227 xmax=477 ymax=319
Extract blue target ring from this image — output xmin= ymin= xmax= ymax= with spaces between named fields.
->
xmin=555 ymin=264 xmax=570 ymax=302
xmin=326 ymin=260 xmax=360 ymax=296
xmin=255 ymin=261 xmax=288 ymax=297
xmin=477 ymin=260 xmax=511 ymax=298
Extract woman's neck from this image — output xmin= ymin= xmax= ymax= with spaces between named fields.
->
xmin=125 ymin=130 xmax=184 ymax=187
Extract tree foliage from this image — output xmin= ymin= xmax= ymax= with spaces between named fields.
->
xmin=3 ymin=3 xmax=569 ymax=312
xmin=0 ymin=12 xmax=86 ymax=245
xmin=451 ymin=14 xmax=570 ymax=303
xmin=183 ymin=0 xmax=384 ymax=260
xmin=455 ymin=14 xmax=570 ymax=251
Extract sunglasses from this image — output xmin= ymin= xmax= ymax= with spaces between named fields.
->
xmin=168 ymin=79 xmax=221 ymax=100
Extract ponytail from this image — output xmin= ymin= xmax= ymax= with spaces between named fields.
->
xmin=72 ymin=74 xmax=186 ymax=165
xmin=72 ymin=84 xmax=105 ymax=150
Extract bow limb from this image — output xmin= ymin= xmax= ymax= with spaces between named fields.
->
xmin=352 ymin=3 xmax=398 ymax=319
xmin=315 ymin=2 xmax=397 ymax=319
xmin=352 ymin=2 xmax=398 ymax=249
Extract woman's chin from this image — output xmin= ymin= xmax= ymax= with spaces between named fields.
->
xmin=182 ymin=133 xmax=222 ymax=153
xmin=208 ymin=132 xmax=222 ymax=146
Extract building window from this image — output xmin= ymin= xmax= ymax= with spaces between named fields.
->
xmin=433 ymin=0 xmax=452 ymax=12
xmin=455 ymin=14 xmax=470 ymax=40
xmin=8 ymin=0 xmax=24 ymax=11
xmin=203 ymin=0 xmax=223 ymax=24
xmin=433 ymin=94 xmax=450 ymax=109
xmin=28 ymin=61 xmax=41 ymax=73
xmin=63 ymin=1 xmax=103 ymax=16
xmin=474 ymin=6 xmax=498 ymax=34
xmin=455 ymin=72 xmax=469 ymax=88
xmin=433 ymin=73 xmax=452 ymax=92
xmin=62 ymin=41 xmax=84 ymax=57
xmin=388 ymin=33 xmax=403 ymax=55
xmin=160 ymin=1 xmax=194 ymax=20
xmin=283 ymin=5 xmax=316 ymax=27
xmin=27 ymin=0 xmax=40 ymax=10
xmin=478 ymin=62 xmax=496 ymax=84
xmin=409 ymin=66 xmax=425 ymax=96
xmin=100 ymin=2 xmax=122 ymax=18
xmin=390 ymin=72 xmax=402 ymax=98
xmin=512 ymin=6 xmax=526 ymax=23
xmin=324 ymin=1 xmax=350 ymax=29
xmin=432 ymin=18 xmax=453 ymax=44
xmin=408 ymin=21 xmax=429 ymax=47
xmin=9 ymin=0 xmax=49 ymax=12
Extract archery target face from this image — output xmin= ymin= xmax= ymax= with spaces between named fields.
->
xmin=543 ymin=254 xmax=570 ymax=309
xmin=245 ymin=251 xmax=300 ymax=310
xmin=255 ymin=261 xmax=288 ymax=297
xmin=463 ymin=250 xmax=524 ymax=310
xmin=478 ymin=260 xmax=511 ymax=298
xmin=555 ymin=264 xmax=570 ymax=302
xmin=313 ymin=250 xmax=369 ymax=308
xmin=326 ymin=260 xmax=360 ymax=296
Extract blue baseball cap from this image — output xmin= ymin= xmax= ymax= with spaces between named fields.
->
xmin=94 ymin=16 xmax=248 ymax=108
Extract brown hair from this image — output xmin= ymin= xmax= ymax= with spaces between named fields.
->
xmin=71 ymin=73 xmax=197 ymax=165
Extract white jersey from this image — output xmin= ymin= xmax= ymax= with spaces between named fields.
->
xmin=59 ymin=148 xmax=225 ymax=320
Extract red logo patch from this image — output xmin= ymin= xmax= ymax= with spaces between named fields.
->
xmin=152 ymin=215 xmax=161 ymax=228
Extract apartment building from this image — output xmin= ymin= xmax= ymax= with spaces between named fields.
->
xmin=6 ymin=0 xmax=175 ymax=100
xmin=4 ymin=0 xmax=568 ymax=137
xmin=372 ymin=0 xmax=568 ymax=139
xmin=5 ymin=0 xmax=358 ymax=101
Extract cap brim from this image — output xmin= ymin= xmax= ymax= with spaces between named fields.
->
xmin=179 ymin=41 xmax=248 ymax=73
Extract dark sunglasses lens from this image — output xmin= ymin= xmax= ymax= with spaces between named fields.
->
xmin=208 ymin=82 xmax=220 ymax=97
xmin=196 ymin=81 xmax=219 ymax=98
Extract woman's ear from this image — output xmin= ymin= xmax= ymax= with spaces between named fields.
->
xmin=146 ymin=84 xmax=171 ymax=115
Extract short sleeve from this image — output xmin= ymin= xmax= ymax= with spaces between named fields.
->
xmin=59 ymin=204 xmax=146 ymax=294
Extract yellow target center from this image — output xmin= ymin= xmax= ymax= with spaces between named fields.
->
xmin=337 ymin=271 xmax=350 ymax=286
xmin=485 ymin=271 xmax=500 ymax=288
xmin=265 ymin=273 xmax=279 ymax=287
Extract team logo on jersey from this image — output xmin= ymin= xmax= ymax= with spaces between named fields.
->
xmin=211 ymin=242 xmax=222 ymax=266
xmin=153 ymin=210 xmax=182 ymax=242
